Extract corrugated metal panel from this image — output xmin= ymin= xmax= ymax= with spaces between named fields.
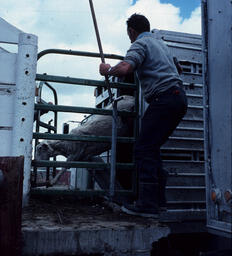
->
xmin=0 ymin=51 xmax=16 ymax=156
xmin=151 ymin=29 xmax=205 ymax=219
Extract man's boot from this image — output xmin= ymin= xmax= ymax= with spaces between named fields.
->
xmin=121 ymin=182 xmax=160 ymax=218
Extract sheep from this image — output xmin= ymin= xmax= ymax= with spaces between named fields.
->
xmin=35 ymin=95 xmax=135 ymax=187
xmin=35 ymin=95 xmax=135 ymax=162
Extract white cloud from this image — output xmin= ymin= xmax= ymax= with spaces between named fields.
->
xmin=126 ymin=0 xmax=201 ymax=34
xmin=1 ymin=0 xmax=202 ymax=48
xmin=179 ymin=6 xmax=202 ymax=34
xmin=127 ymin=0 xmax=182 ymax=31
xmin=38 ymin=91 xmax=96 ymax=134
xmin=0 ymin=0 xmax=40 ymax=31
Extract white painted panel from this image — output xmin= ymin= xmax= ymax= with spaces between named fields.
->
xmin=0 ymin=47 xmax=9 ymax=53
xmin=0 ymin=130 xmax=12 ymax=156
xmin=0 ymin=51 xmax=17 ymax=84
xmin=0 ymin=85 xmax=15 ymax=156
xmin=0 ymin=17 xmax=22 ymax=44
xmin=0 ymin=86 xmax=15 ymax=126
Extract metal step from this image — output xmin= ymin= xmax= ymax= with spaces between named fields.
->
xmin=163 ymin=160 xmax=205 ymax=173
xmin=172 ymin=126 xmax=204 ymax=138
xmin=166 ymin=200 xmax=206 ymax=210
xmin=185 ymin=105 xmax=203 ymax=120
xmin=183 ymin=83 xmax=203 ymax=96
xmin=159 ymin=208 xmax=206 ymax=222
xmin=167 ymin=172 xmax=205 ymax=186
xmin=161 ymin=148 xmax=204 ymax=161
xmin=180 ymin=117 xmax=203 ymax=128
xmin=167 ymin=200 xmax=205 ymax=205
xmin=186 ymin=93 xmax=203 ymax=106
xmin=163 ymin=136 xmax=204 ymax=151
xmin=161 ymin=147 xmax=204 ymax=152
xmin=166 ymin=186 xmax=205 ymax=201
xmin=181 ymin=73 xmax=203 ymax=84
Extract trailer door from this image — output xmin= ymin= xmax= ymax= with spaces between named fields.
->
xmin=202 ymin=0 xmax=232 ymax=237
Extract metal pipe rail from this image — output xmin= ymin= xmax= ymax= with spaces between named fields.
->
xmin=37 ymin=48 xmax=124 ymax=61
xmin=36 ymin=74 xmax=136 ymax=90
xmin=32 ymin=160 xmax=134 ymax=170
xmin=33 ymin=132 xmax=135 ymax=144
xmin=34 ymin=103 xmax=136 ymax=117
xmin=34 ymin=81 xmax=59 ymax=185
xmin=30 ymin=189 xmax=134 ymax=197
xmin=37 ymin=121 xmax=57 ymax=132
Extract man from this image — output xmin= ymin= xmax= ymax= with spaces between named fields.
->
xmin=99 ymin=14 xmax=187 ymax=217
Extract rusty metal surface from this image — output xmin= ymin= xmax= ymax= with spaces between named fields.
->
xmin=0 ymin=156 xmax=24 ymax=256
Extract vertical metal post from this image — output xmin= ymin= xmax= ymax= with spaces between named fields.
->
xmin=11 ymin=32 xmax=38 ymax=205
xmin=88 ymin=0 xmax=117 ymax=199
xmin=133 ymin=74 xmax=140 ymax=195
xmin=109 ymin=100 xmax=118 ymax=198
xmin=201 ymin=0 xmax=213 ymax=223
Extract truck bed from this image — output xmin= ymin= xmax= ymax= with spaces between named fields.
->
xmin=22 ymin=195 xmax=170 ymax=256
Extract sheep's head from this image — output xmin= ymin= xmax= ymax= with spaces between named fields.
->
xmin=35 ymin=141 xmax=54 ymax=160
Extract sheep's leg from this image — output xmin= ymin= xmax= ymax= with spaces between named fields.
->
xmin=46 ymin=154 xmax=124 ymax=189
xmin=88 ymin=156 xmax=122 ymax=190
xmin=87 ymin=156 xmax=133 ymax=207
xmin=50 ymin=167 xmax=67 ymax=185
xmin=49 ymin=153 xmax=78 ymax=186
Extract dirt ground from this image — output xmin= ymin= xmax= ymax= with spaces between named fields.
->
xmin=22 ymin=194 xmax=162 ymax=230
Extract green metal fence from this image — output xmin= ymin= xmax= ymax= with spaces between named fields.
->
xmin=32 ymin=49 xmax=139 ymax=199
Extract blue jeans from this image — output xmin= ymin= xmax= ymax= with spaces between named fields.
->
xmin=135 ymin=85 xmax=188 ymax=184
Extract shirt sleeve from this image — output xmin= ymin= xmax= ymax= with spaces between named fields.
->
xmin=124 ymin=39 xmax=146 ymax=69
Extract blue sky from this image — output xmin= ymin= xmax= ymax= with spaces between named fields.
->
xmin=160 ymin=0 xmax=200 ymax=18
xmin=133 ymin=0 xmax=200 ymax=19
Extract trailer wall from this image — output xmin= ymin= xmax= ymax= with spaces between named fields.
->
xmin=202 ymin=0 xmax=232 ymax=237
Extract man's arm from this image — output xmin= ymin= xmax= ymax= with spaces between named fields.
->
xmin=99 ymin=61 xmax=134 ymax=77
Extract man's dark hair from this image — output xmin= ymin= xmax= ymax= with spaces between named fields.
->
xmin=126 ymin=13 xmax=150 ymax=33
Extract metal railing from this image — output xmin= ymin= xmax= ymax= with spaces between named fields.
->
xmin=32 ymin=49 xmax=139 ymax=199
xmin=33 ymin=80 xmax=58 ymax=186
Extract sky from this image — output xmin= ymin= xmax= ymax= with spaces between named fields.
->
xmin=0 ymin=0 xmax=202 ymax=132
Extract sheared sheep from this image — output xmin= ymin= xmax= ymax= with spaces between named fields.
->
xmin=35 ymin=95 xmax=135 ymax=162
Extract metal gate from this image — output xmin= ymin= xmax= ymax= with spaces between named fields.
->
xmin=32 ymin=49 xmax=139 ymax=199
